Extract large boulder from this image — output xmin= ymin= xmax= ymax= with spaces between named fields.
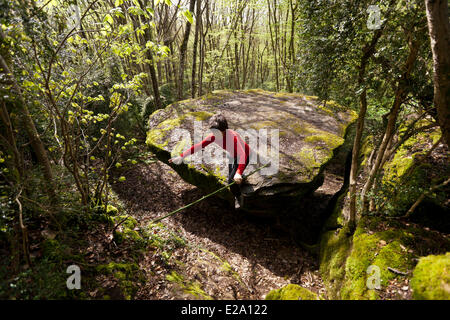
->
xmin=146 ymin=89 xmax=357 ymax=215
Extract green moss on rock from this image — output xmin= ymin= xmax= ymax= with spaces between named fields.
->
xmin=166 ymin=271 xmax=212 ymax=299
xmin=96 ymin=262 xmax=141 ymax=299
xmin=320 ymin=212 xmax=419 ymax=300
xmin=146 ymin=111 xmax=214 ymax=148
xmin=411 ymin=253 xmax=450 ymax=300
xmin=341 ymin=219 xmax=416 ymax=300
xmin=96 ymin=262 xmax=139 ymax=275
xmin=265 ymin=284 xmax=319 ymax=300
xmin=320 ymin=227 xmax=352 ymax=299
xmin=304 ymin=132 xmax=344 ymax=149
xmin=381 ymin=126 xmax=444 ymax=216
xmin=319 ymin=192 xmax=352 ymax=299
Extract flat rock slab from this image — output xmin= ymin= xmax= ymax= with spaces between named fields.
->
xmin=146 ymin=89 xmax=357 ymax=215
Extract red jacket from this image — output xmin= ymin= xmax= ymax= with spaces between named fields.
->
xmin=180 ymin=129 xmax=250 ymax=175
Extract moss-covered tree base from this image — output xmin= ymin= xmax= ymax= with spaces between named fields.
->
xmin=319 ymin=200 xmax=450 ymax=299
xmin=410 ymin=252 xmax=450 ymax=300
xmin=265 ymin=284 xmax=319 ymax=300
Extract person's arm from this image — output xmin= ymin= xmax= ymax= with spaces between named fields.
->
xmin=180 ymin=134 xmax=215 ymax=158
xmin=169 ymin=134 xmax=215 ymax=164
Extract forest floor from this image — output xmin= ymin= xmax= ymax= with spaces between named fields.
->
xmin=76 ymin=132 xmax=450 ymax=300
xmin=3 ymin=140 xmax=448 ymax=299
xmin=92 ymin=149 xmax=349 ymax=300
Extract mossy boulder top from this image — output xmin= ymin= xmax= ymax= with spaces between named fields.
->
xmin=146 ymin=89 xmax=357 ymax=215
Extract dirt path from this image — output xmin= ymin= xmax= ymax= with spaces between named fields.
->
xmin=109 ymin=148 xmax=349 ymax=300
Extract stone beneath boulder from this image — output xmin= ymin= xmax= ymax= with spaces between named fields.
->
xmin=146 ymin=89 xmax=357 ymax=215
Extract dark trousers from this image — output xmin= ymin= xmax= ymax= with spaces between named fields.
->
xmin=228 ymin=157 xmax=249 ymax=198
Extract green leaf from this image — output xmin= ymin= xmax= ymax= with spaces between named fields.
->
xmin=22 ymin=80 xmax=34 ymax=88
xmin=146 ymin=7 xmax=154 ymax=16
xmin=103 ymin=14 xmax=114 ymax=26
xmin=182 ymin=10 xmax=193 ymax=24
xmin=115 ymin=0 xmax=123 ymax=6
xmin=128 ymin=6 xmax=145 ymax=16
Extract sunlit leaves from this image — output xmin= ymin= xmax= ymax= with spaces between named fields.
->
xmin=103 ymin=13 xmax=114 ymax=26
xmin=103 ymin=13 xmax=114 ymax=32
xmin=146 ymin=7 xmax=155 ymax=16
xmin=110 ymin=7 xmax=125 ymax=19
xmin=3 ymin=0 xmax=174 ymax=209
xmin=181 ymin=9 xmax=194 ymax=24
xmin=127 ymin=6 xmax=146 ymax=17
xmin=155 ymin=0 xmax=172 ymax=6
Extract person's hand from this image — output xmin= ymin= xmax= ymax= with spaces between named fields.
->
xmin=233 ymin=173 xmax=243 ymax=184
xmin=169 ymin=156 xmax=183 ymax=165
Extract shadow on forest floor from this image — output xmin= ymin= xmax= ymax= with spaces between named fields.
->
xmin=109 ymin=153 xmax=348 ymax=298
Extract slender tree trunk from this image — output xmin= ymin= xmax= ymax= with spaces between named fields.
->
xmin=267 ymin=0 xmax=280 ymax=91
xmin=0 ymin=101 xmax=23 ymax=177
xmin=348 ymin=29 xmax=385 ymax=232
xmin=287 ymin=0 xmax=297 ymax=92
xmin=128 ymin=7 xmax=162 ymax=109
xmin=142 ymin=17 xmax=162 ymax=109
xmin=191 ymin=0 xmax=201 ymax=98
xmin=234 ymin=29 xmax=240 ymax=89
xmin=177 ymin=0 xmax=196 ymax=100
xmin=360 ymin=37 xmax=420 ymax=212
xmin=347 ymin=2 xmax=395 ymax=231
xmin=0 ymin=54 xmax=56 ymax=203
xmin=147 ymin=57 xmax=162 ymax=109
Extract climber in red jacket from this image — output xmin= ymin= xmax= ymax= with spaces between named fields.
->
xmin=169 ymin=113 xmax=250 ymax=209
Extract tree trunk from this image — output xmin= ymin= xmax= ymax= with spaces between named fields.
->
xmin=347 ymin=2 xmax=396 ymax=231
xmin=177 ymin=0 xmax=197 ymax=100
xmin=425 ymin=0 xmax=450 ymax=146
xmin=360 ymin=37 xmax=420 ymax=212
xmin=0 ymin=54 xmax=56 ymax=203
xmin=267 ymin=0 xmax=280 ymax=91
xmin=348 ymin=27 xmax=386 ymax=232
xmin=191 ymin=0 xmax=201 ymax=98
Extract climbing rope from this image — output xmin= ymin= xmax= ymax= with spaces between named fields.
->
xmin=150 ymin=162 xmax=271 ymax=224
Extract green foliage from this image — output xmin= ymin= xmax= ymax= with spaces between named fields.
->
xmin=0 ymin=234 xmax=89 ymax=299
xmin=375 ymin=128 xmax=445 ymax=217
xmin=295 ymin=0 xmax=432 ymax=124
